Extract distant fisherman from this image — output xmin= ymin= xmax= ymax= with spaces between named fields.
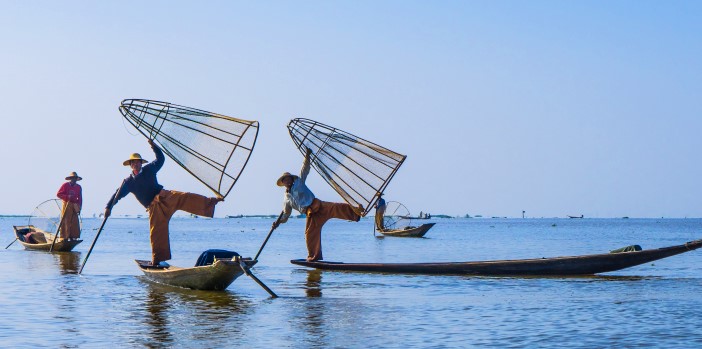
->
xmin=375 ymin=193 xmax=386 ymax=231
xmin=104 ymin=139 xmax=223 ymax=266
xmin=57 ymin=171 xmax=83 ymax=241
xmin=272 ymin=147 xmax=361 ymax=261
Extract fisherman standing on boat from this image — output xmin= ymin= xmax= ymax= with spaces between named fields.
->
xmin=57 ymin=172 xmax=82 ymax=241
xmin=375 ymin=194 xmax=386 ymax=231
xmin=104 ymin=139 xmax=223 ymax=266
xmin=272 ymin=147 xmax=361 ymax=261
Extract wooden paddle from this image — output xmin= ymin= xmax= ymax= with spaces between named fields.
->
xmin=237 ymin=257 xmax=278 ymax=298
xmin=254 ymin=211 xmax=285 ymax=261
xmin=5 ymin=237 xmax=18 ymax=249
xmin=79 ymin=180 xmax=125 ymax=274
xmin=49 ymin=200 xmax=71 ymax=252
xmin=78 ymin=215 xmax=109 ymax=274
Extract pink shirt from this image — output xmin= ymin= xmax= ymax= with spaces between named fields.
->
xmin=57 ymin=182 xmax=82 ymax=206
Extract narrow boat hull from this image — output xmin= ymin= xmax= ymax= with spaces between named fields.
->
xmin=291 ymin=239 xmax=702 ymax=276
xmin=13 ymin=225 xmax=82 ymax=252
xmin=379 ymin=223 xmax=435 ymax=237
xmin=136 ymin=258 xmax=257 ymax=291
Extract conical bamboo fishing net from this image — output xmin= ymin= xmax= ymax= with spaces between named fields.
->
xmin=28 ymin=199 xmax=81 ymax=235
xmin=288 ymin=118 xmax=406 ymax=217
xmin=119 ymin=99 xmax=259 ymax=198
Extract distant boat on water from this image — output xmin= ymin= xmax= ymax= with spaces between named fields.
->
xmin=400 ymin=211 xmax=432 ymax=220
xmin=567 ymin=215 xmax=584 ymax=219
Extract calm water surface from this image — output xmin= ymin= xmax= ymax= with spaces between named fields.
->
xmin=1 ymin=217 xmax=701 ymax=348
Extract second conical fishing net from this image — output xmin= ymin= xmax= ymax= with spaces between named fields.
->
xmin=288 ymin=118 xmax=406 ymax=217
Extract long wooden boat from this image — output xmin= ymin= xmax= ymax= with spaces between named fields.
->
xmin=13 ymin=225 xmax=82 ymax=252
xmin=379 ymin=223 xmax=435 ymax=237
xmin=135 ymin=257 xmax=257 ymax=291
xmin=291 ymin=239 xmax=702 ymax=276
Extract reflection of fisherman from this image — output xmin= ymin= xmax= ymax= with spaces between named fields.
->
xmin=56 ymin=171 xmax=82 ymax=241
xmin=272 ymin=147 xmax=362 ymax=262
xmin=104 ymin=139 xmax=223 ymax=266
xmin=375 ymin=194 xmax=386 ymax=231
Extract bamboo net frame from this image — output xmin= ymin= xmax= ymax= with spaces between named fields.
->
xmin=119 ymin=99 xmax=259 ymax=198
xmin=287 ymin=118 xmax=406 ymax=217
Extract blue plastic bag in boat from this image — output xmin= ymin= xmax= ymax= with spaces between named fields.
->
xmin=195 ymin=249 xmax=240 ymax=266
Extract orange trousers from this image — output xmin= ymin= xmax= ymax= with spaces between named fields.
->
xmin=60 ymin=202 xmax=81 ymax=240
xmin=375 ymin=206 xmax=386 ymax=231
xmin=147 ymin=190 xmax=217 ymax=263
xmin=305 ymin=198 xmax=360 ymax=261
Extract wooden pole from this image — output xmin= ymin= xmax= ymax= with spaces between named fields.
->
xmin=49 ymin=201 xmax=70 ymax=252
xmin=246 ymin=271 xmax=278 ymax=298
xmin=78 ymin=216 xmax=108 ymax=274
xmin=238 ymin=258 xmax=277 ymax=298
xmin=79 ymin=180 xmax=125 ymax=274
xmin=5 ymin=237 xmax=18 ymax=249
xmin=254 ymin=211 xmax=285 ymax=261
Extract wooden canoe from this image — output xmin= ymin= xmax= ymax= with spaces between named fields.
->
xmin=379 ymin=223 xmax=435 ymax=237
xmin=13 ymin=225 xmax=82 ymax=252
xmin=291 ymin=239 xmax=702 ymax=276
xmin=135 ymin=257 xmax=257 ymax=291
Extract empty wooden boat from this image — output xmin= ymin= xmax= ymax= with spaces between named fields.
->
xmin=291 ymin=239 xmax=702 ymax=276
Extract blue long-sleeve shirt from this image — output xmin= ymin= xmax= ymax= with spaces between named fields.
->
xmin=106 ymin=144 xmax=165 ymax=209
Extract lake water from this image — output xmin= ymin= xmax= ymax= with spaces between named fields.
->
xmin=1 ymin=216 xmax=701 ymax=348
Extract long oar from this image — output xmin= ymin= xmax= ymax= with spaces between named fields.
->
xmin=238 ymin=258 xmax=278 ymax=298
xmin=79 ymin=181 xmax=125 ymax=274
xmin=49 ymin=201 xmax=70 ymax=252
xmin=254 ymin=211 xmax=285 ymax=261
xmin=244 ymin=212 xmax=285 ymax=297
xmin=5 ymin=237 xmax=18 ymax=249
xmin=78 ymin=215 xmax=108 ymax=274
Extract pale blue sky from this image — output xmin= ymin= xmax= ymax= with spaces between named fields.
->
xmin=1 ymin=1 xmax=700 ymax=218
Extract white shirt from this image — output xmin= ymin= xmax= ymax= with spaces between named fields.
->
xmin=279 ymin=151 xmax=315 ymax=223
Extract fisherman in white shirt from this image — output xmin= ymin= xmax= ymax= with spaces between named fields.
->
xmin=273 ymin=147 xmax=361 ymax=261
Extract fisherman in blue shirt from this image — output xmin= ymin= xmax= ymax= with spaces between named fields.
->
xmin=375 ymin=194 xmax=386 ymax=231
xmin=104 ymin=139 xmax=223 ymax=266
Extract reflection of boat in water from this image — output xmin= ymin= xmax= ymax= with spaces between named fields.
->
xmin=378 ymin=223 xmax=435 ymax=238
xmin=13 ymin=225 xmax=82 ymax=252
xmin=135 ymin=253 xmax=257 ymax=291
xmin=567 ymin=215 xmax=584 ymax=219
xmin=291 ymin=239 xmax=702 ymax=276
xmin=56 ymin=251 xmax=82 ymax=274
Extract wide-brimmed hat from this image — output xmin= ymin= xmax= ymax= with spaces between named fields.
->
xmin=276 ymin=172 xmax=298 ymax=186
xmin=123 ymin=153 xmax=149 ymax=166
xmin=65 ymin=171 xmax=82 ymax=181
